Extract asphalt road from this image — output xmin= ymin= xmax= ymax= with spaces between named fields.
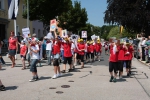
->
xmin=0 ymin=48 xmax=150 ymax=100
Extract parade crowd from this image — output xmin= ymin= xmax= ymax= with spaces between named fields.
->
xmin=0 ymin=30 xmax=142 ymax=91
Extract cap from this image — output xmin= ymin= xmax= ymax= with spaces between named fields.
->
xmin=32 ymin=33 xmax=36 ymax=37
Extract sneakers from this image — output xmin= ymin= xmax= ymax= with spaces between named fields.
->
xmin=119 ymin=76 xmax=123 ymax=79
xmin=52 ymin=74 xmax=57 ymax=79
xmin=29 ymin=76 xmax=38 ymax=82
xmin=112 ymin=78 xmax=117 ymax=82
xmin=0 ymin=85 xmax=5 ymax=91
xmin=109 ymin=76 xmax=114 ymax=82
xmin=57 ymin=73 xmax=62 ymax=77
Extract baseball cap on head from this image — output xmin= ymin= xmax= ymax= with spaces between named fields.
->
xmin=32 ymin=33 xmax=36 ymax=37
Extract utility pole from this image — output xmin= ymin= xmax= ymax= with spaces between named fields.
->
xmin=27 ymin=0 xmax=29 ymax=27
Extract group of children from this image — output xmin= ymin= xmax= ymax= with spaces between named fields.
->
xmin=109 ymin=40 xmax=134 ymax=82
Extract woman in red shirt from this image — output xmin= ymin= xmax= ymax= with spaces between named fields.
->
xmin=86 ymin=41 xmax=90 ymax=63
xmin=128 ymin=44 xmax=134 ymax=74
xmin=19 ymin=40 xmax=27 ymax=70
xmin=8 ymin=31 xmax=18 ymax=68
xmin=78 ymin=39 xmax=85 ymax=68
xmin=61 ymin=37 xmax=73 ymax=73
xmin=52 ymin=38 xmax=62 ymax=79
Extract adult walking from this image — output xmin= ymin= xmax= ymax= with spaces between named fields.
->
xmin=8 ymin=31 xmax=18 ymax=68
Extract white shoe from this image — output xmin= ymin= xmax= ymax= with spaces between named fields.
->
xmin=52 ymin=74 xmax=57 ymax=79
xmin=119 ymin=76 xmax=123 ymax=79
xmin=57 ymin=73 xmax=62 ymax=77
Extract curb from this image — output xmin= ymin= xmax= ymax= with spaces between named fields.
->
xmin=138 ymin=59 xmax=150 ymax=67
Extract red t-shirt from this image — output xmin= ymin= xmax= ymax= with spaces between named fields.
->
xmin=20 ymin=45 xmax=27 ymax=56
xmin=109 ymin=45 xmax=118 ymax=62
xmin=128 ymin=46 xmax=134 ymax=60
xmin=118 ymin=45 xmax=125 ymax=61
xmin=62 ymin=42 xmax=72 ymax=57
xmin=9 ymin=36 xmax=18 ymax=49
xmin=96 ymin=43 xmax=102 ymax=52
xmin=53 ymin=41 xmax=61 ymax=55
xmin=89 ymin=44 xmax=94 ymax=53
xmin=124 ymin=49 xmax=130 ymax=60
xmin=78 ymin=43 xmax=85 ymax=55
xmin=87 ymin=45 xmax=90 ymax=53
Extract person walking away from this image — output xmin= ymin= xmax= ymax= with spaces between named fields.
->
xmin=46 ymin=37 xmax=53 ymax=65
xmin=19 ymin=40 xmax=27 ymax=70
xmin=8 ymin=31 xmax=18 ymax=68
xmin=109 ymin=41 xmax=118 ymax=82
xmin=29 ymin=40 xmax=39 ymax=82
xmin=86 ymin=41 xmax=91 ymax=63
xmin=89 ymin=41 xmax=94 ymax=62
xmin=52 ymin=37 xmax=62 ymax=79
xmin=95 ymin=40 xmax=102 ymax=61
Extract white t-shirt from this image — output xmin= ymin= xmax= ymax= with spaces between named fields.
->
xmin=46 ymin=41 xmax=53 ymax=51
xmin=71 ymin=43 xmax=75 ymax=50
xmin=31 ymin=44 xmax=39 ymax=59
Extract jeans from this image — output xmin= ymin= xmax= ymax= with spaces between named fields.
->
xmin=30 ymin=59 xmax=38 ymax=72
xmin=61 ymin=50 xmax=64 ymax=61
xmin=46 ymin=50 xmax=52 ymax=65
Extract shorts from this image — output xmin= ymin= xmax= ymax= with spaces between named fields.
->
xmin=30 ymin=59 xmax=38 ymax=72
xmin=109 ymin=61 xmax=117 ymax=73
xmin=20 ymin=55 xmax=25 ymax=59
xmin=79 ymin=55 xmax=84 ymax=62
xmin=64 ymin=57 xmax=72 ymax=65
xmin=9 ymin=49 xmax=16 ymax=56
xmin=118 ymin=60 xmax=124 ymax=72
xmin=53 ymin=58 xmax=59 ymax=66
xmin=125 ymin=60 xmax=131 ymax=69
xmin=77 ymin=53 xmax=80 ymax=59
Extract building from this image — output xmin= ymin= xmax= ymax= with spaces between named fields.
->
xmin=0 ymin=0 xmax=45 ymax=42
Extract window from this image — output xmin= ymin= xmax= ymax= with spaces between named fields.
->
xmin=38 ymin=29 xmax=40 ymax=38
xmin=33 ymin=28 xmax=35 ymax=33
xmin=0 ymin=0 xmax=4 ymax=10
xmin=22 ymin=4 xmax=26 ymax=13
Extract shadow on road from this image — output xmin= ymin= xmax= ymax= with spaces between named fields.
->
xmin=5 ymin=86 xmax=18 ymax=91
xmin=39 ymin=76 xmax=51 ymax=80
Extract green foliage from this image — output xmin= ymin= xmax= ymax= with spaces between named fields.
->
xmin=104 ymin=0 xmax=150 ymax=35
xmin=107 ymin=26 xmax=136 ymax=40
xmin=58 ymin=1 xmax=88 ymax=33
xmin=23 ymin=0 xmax=72 ymax=26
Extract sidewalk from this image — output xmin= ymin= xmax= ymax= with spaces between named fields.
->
xmin=0 ymin=54 xmax=150 ymax=100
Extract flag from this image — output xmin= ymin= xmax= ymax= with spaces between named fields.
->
xmin=8 ymin=0 xmax=20 ymax=19
xmin=120 ymin=25 xmax=123 ymax=34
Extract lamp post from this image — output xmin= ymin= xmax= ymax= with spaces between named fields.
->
xmin=27 ymin=0 xmax=29 ymax=27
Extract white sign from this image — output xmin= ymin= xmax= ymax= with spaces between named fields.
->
xmin=71 ymin=34 xmax=78 ymax=41
xmin=50 ymin=19 xmax=57 ymax=31
xmin=62 ymin=29 xmax=68 ymax=37
xmin=81 ymin=31 xmax=87 ymax=38
xmin=22 ymin=27 xmax=30 ymax=38
xmin=91 ymin=34 xmax=95 ymax=40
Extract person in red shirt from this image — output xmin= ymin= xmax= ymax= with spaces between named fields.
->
xmin=118 ymin=42 xmax=126 ymax=79
xmin=8 ymin=31 xmax=18 ymax=68
xmin=19 ymin=40 xmax=27 ymax=70
xmin=128 ymin=44 xmax=134 ymax=74
xmin=109 ymin=41 xmax=118 ymax=82
xmin=86 ymin=41 xmax=91 ymax=63
xmin=89 ymin=41 xmax=94 ymax=62
xmin=52 ymin=37 xmax=62 ymax=79
xmin=78 ymin=39 xmax=85 ymax=68
xmin=61 ymin=37 xmax=73 ymax=73
xmin=74 ymin=39 xmax=80 ymax=66
xmin=95 ymin=41 xmax=102 ymax=61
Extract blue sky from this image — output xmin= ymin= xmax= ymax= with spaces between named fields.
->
xmin=72 ymin=0 xmax=108 ymax=27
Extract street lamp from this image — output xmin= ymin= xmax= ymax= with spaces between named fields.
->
xmin=27 ymin=0 xmax=29 ymax=27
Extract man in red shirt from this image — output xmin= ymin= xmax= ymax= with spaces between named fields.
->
xmin=89 ymin=41 xmax=94 ymax=62
xmin=61 ymin=37 xmax=73 ymax=73
xmin=95 ymin=41 xmax=102 ymax=61
xmin=109 ymin=41 xmax=118 ymax=82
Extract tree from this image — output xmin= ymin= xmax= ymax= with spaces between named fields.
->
xmin=58 ymin=1 xmax=88 ymax=33
xmin=23 ymin=0 xmax=72 ymax=27
xmin=104 ymin=0 xmax=150 ymax=36
xmin=107 ymin=26 xmax=136 ymax=40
